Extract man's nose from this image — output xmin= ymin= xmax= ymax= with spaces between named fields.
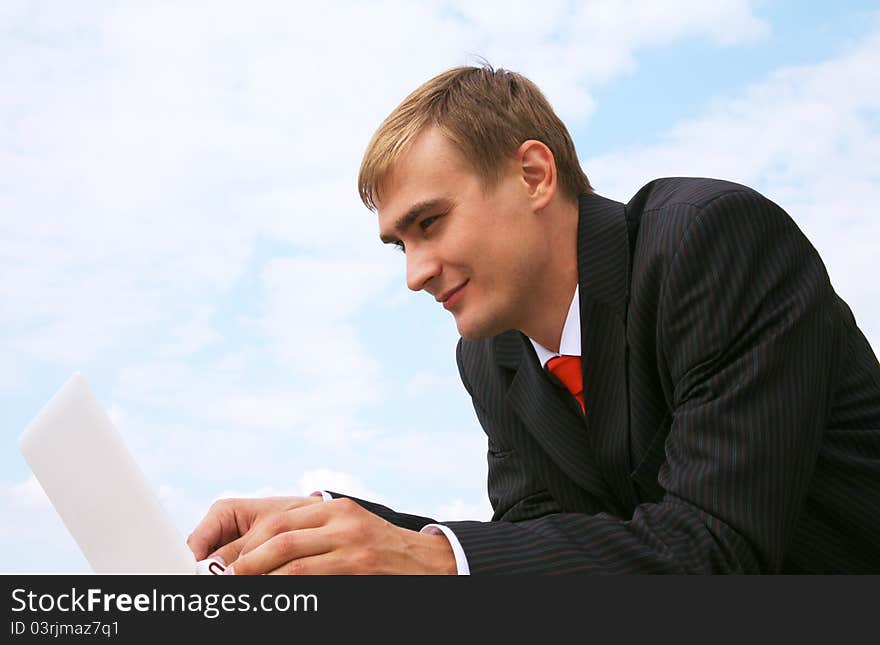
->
xmin=406 ymin=247 xmax=441 ymax=292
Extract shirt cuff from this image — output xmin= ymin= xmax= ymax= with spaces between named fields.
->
xmin=420 ymin=523 xmax=470 ymax=575
xmin=311 ymin=490 xmax=333 ymax=502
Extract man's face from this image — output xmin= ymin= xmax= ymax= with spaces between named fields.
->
xmin=376 ymin=127 xmax=551 ymax=339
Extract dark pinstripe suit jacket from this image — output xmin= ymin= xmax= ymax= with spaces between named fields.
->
xmin=336 ymin=177 xmax=880 ymax=573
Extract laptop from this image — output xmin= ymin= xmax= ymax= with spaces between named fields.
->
xmin=18 ymin=372 xmax=203 ymax=574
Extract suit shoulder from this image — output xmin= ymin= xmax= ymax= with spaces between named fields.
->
xmin=623 ymin=178 xmax=813 ymax=304
xmin=627 ymin=177 xmax=767 ymax=214
xmin=626 ymin=177 xmax=799 ymax=253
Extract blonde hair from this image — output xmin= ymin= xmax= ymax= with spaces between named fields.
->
xmin=358 ymin=64 xmax=591 ymax=211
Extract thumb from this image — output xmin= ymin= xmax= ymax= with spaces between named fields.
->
xmin=209 ymin=535 xmax=250 ymax=569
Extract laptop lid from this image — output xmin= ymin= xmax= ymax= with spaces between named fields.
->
xmin=18 ymin=372 xmax=196 ymax=574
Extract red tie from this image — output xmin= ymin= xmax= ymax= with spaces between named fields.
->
xmin=546 ymin=355 xmax=585 ymax=413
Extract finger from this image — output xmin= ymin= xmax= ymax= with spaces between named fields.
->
xmin=208 ymin=534 xmax=250 ymax=568
xmin=189 ymin=496 xmax=324 ymax=560
xmin=238 ymin=502 xmax=329 ymax=558
xmin=187 ymin=516 xmax=219 ymax=561
xmin=187 ymin=499 xmax=249 ymax=560
xmin=231 ymin=528 xmax=332 ymax=575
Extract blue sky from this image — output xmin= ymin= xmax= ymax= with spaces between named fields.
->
xmin=2 ymin=1 xmax=879 ymax=572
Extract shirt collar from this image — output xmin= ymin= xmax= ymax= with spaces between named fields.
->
xmin=528 ymin=288 xmax=581 ymax=368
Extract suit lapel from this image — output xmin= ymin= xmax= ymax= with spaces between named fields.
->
xmin=577 ymin=192 xmax=639 ymax=510
xmin=499 ymin=333 xmax=615 ymax=504
xmin=491 ymin=192 xmax=639 ymax=514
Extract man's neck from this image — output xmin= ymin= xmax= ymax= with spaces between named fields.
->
xmin=519 ymin=199 xmax=580 ymax=352
xmin=524 ymin=275 xmax=578 ymax=352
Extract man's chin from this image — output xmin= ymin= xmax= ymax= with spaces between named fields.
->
xmin=455 ymin=317 xmax=481 ymax=340
xmin=455 ymin=316 xmax=510 ymax=340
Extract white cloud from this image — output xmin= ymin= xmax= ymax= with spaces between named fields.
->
xmin=297 ymin=469 xmax=387 ymax=504
xmin=405 ymin=371 xmax=463 ymax=399
xmin=259 ymin=255 xmax=395 ymax=381
xmin=362 ymin=428 xmax=487 ymax=482
xmin=431 ymin=496 xmax=494 ymax=522
xmin=3 ymin=474 xmax=52 ymax=512
xmin=448 ymin=0 xmax=768 ymax=121
xmin=158 ymin=308 xmax=224 ymax=359
xmin=0 ymin=476 xmax=87 ymax=572
xmin=0 ymin=347 xmax=22 ymax=392
xmin=106 ymin=353 xmax=483 ymax=488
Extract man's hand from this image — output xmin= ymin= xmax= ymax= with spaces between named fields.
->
xmin=187 ymin=495 xmax=325 ymax=565
xmin=188 ymin=496 xmax=456 ymax=575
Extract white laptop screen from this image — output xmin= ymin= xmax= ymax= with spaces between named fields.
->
xmin=18 ymin=373 xmax=196 ymax=574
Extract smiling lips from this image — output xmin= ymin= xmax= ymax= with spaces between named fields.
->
xmin=440 ymin=280 xmax=468 ymax=310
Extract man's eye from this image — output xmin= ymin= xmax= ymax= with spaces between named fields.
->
xmin=390 ymin=214 xmax=443 ymax=254
xmin=420 ymin=215 xmax=440 ymax=231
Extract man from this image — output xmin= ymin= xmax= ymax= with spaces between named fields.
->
xmin=188 ymin=65 xmax=880 ymax=574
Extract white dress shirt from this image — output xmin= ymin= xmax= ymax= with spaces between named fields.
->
xmin=320 ymin=287 xmax=581 ymax=574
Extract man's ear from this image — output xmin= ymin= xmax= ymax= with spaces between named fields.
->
xmin=518 ymin=139 xmax=557 ymax=211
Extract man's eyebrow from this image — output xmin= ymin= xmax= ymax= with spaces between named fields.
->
xmin=379 ymin=198 xmax=452 ymax=244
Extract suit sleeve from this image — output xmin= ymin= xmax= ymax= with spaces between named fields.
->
xmin=439 ymin=190 xmax=845 ymax=573
xmin=322 ymin=491 xmax=438 ymax=532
